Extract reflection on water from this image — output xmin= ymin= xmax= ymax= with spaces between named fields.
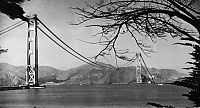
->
xmin=0 ymin=84 xmax=193 ymax=107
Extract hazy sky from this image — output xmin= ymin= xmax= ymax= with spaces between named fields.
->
xmin=0 ymin=0 xmax=194 ymax=73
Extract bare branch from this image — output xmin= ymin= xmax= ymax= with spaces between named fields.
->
xmin=72 ymin=0 xmax=200 ymax=63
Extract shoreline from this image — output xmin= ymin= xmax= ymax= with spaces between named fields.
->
xmin=0 ymin=86 xmax=23 ymax=91
xmin=0 ymin=83 xmax=171 ymax=91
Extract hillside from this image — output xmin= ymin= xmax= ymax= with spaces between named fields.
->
xmin=0 ymin=63 xmax=63 ymax=86
xmin=0 ymin=62 xmax=189 ymax=86
xmin=60 ymin=64 xmax=189 ymax=85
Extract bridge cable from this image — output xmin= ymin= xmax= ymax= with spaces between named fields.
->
xmin=141 ymin=64 xmax=154 ymax=82
xmin=38 ymin=27 xmax=106 ymax=68
xmin=0 ymin=21 xmax=23 ymax=33
xmin=140 ymin=55 xmax=154 ymax=82
xmin=0 ymin=22 xmax=25 ymax=36
xmin=37 ymin=18 xmax=113 ymax=69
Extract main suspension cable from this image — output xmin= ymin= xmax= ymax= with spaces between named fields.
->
xmin=38 ymin=27 xmax=105 ymax=68
xmin=0 ymin=22 xmax=25 ymax=36
xmin=0 ymin=21 xmax=23 ymax=33
xmin=37 ymin=18 xmax=112 ymax=69
xmin=140 ymin=55 xmax=154 ymax=81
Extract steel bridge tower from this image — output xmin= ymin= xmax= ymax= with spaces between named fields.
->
xmin=25 ymin=15 xmax=44 ymax=88
xmin=136 ymin=53 xmax=142 ymax=83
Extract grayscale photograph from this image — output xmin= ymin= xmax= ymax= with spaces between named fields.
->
xmin=0 ymin=0 xmax=200 ymax=107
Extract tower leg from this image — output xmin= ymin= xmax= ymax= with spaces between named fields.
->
xmin=25 ymin=14 xmax=45 ymax=89
xmin=136 ymin=53 xmax=142 ymax=83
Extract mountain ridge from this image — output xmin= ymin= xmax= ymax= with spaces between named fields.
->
xmin=0 ymin=62 xmax=189 ymax=86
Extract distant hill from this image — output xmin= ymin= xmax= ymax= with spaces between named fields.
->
xmin=59 ymin=63 xmax=189 ymax=85
xmin=0 ymin=63 xmax=63 ymax=86
xmin=0 ymin=62 xmax=189 ymax=86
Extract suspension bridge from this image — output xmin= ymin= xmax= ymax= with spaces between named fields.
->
xmin=0 ymin=15 xmax=154 ymax=88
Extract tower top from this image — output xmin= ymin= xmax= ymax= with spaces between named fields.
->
xmin=26 ymin=14 xmax=37 ymax=20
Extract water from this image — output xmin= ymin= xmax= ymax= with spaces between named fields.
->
xmin=0 ymin=84 xmax=193 ymax=108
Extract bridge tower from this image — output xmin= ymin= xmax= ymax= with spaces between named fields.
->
xmin=136 ymin=53 xmax=142 ymax=83
xmin=26 ymin=14 xmax=41 ymax=87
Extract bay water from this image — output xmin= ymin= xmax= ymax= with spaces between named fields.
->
xmin=0 ymin=84 xmax=193 ymax=108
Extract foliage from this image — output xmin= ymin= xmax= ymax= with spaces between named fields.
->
xmin=0 ymin=0 xmax=29 ymax=55
xmin=174 ymin=40 xmax=200 ymax=106
xmin=147 ymin=102 xmax=175 ymax=108
xmin=0 ymin=0 xmax=29 ymax=21
xmin=0 ymin=47 xmax=8 ymax=54
xmin=73 ymin=1 xmax=200 ymax=106
xmin=72 ymin=0 xmax=200 ymax=62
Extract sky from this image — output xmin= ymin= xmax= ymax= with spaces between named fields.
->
xmin=0 ymin=0 xmax=194 ymax=73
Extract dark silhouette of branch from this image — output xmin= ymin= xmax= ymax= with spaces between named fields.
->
xmin=147 ymin=102 xmax=175 ymax=108
xmin=0 ymin=0 xmax=29 ymax=21
xmin=0 ymin=48 xmax=8 ymax=54
xmin=72 ymin=0 xmax=200 ymax=62
xmin=173 ymin=39 xmax=200 ymax=106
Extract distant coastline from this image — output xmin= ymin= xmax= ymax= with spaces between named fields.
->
xmin=0 ymin=86 xmax=23 ymax=91
xmin=42 ymin=82 xmax=64 ymax=86
xmin=0 ymin=62 xmax=189 ymax=87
